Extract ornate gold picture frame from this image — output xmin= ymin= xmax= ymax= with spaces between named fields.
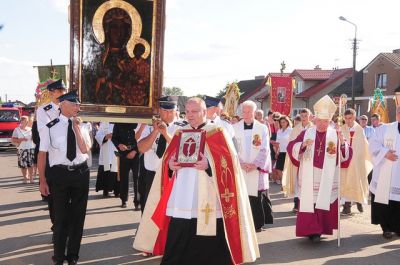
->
xmin=70 ymin=0 xmax=165 ymax=122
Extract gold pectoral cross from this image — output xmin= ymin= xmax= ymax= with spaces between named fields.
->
xmin=221 ymin=188 xmax=234 ymax=203
xmin=201 ymin=203 xmax=214 ymax=225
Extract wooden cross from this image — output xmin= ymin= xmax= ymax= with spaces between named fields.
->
xmin=201 ymin=203 xmax=213 ymax=225
xmin=50 ymin=67 xmax=58 ymax=79
xmin=221 ymin=188 xmax=234 ymax=203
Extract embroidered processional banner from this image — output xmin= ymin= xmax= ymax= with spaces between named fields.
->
xmin=269 ymin=76 xmax=293 ymax=116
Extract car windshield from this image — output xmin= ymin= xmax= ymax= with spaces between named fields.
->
xmin=0 ymin=110 xmax=20 ymax=122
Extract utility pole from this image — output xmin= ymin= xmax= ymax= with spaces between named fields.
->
xmin=339 ymin=16 xmax=358 ymax=109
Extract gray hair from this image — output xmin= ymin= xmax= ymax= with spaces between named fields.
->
xmin=242 ymin=100 xmax=257 ymax=112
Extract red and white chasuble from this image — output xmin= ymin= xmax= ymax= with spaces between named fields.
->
xmin=133 ymin=123 xmax=259 ymax=264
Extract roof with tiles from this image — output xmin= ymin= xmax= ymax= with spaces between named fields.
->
xmin=364 ymin=50 xmax=400 ymax=71
xmin=268 ymin=73 xmax=292 ymax=78
xmin=329 ymin=69 xmax=364 ymax=97
xmin=291 ymin=69 xmax=334 ymax=80
xmin=380 ymin=53 xmax=400 ymax=67
xmin=237 ymin=78 xmax=266 ymax=103
xmin=296 ymin=68 xmax=353 ymax=98
xmin=238 ymin=72 xmax=292 ymax=102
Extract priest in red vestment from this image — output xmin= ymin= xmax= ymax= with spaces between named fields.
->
xmin=287 ymin=95 xmax=353 ymax=242
xmin=133 ymin=97 xmax=259 ymax=264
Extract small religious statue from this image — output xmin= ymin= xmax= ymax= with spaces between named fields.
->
xmin=280 ymin=61 xmax=286 ymax=74
xmin=223 ymin=82 xmax=240 ymax=118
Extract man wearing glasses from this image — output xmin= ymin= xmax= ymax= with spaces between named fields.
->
xmin=359 ymin=115 xmax=375 ymax=141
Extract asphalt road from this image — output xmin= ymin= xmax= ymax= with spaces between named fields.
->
xmin=1 ymin=149 xmax=399 ymax=265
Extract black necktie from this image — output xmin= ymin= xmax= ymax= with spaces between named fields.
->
xmin=244 ymin=123 xmax=253 ymax=130
xmin=398 ymin=122 xmax=400 ymax=134
xmin=156 ymin=134 xmax=166 ymax=158
xmin=67 ymin=119 xmax=77 ymax=161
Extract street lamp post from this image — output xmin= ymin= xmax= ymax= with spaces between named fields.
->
xmin=339 ymin=16 xmax=357 ymax=109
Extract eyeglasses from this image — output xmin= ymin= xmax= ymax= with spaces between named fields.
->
xmin=274 ymin=119 xmax=280 ymax=121
xmin=360 ymin=118 xmax=367 ymax=121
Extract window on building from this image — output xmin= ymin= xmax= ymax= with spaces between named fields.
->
xmin=296 ymin=81 xmax=304 ymax=94
xmin=376 ymin=73 xmax=387 ymax=90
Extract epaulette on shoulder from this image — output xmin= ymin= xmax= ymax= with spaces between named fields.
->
xmin=46 ymin=118 xmax=60 ymax=128
xmin=43 ymin=104 xmax=52 ymax=111
xmin=174 ymin=120 xmax=188 ymax=127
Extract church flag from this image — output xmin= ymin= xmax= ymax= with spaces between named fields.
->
xmin=36 ymin=64 xmax=69 ymax=85
xmin=269 ymin=76 xmax=293 ymax=116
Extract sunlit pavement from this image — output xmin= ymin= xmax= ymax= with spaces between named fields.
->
xmin=1 ymin=149 xmax=399 ymax=265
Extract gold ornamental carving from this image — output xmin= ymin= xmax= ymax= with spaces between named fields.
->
xmin=92 ymin=0 xmax=151 ymax=59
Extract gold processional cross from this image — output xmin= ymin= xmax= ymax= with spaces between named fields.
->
xmin=221 ymin=188 xmax=234 ymax=203
xmin=201 ymin=203 xmax=214 ymax=225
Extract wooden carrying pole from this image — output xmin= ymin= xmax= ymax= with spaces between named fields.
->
xmin=337 ymin=94 xmax=347 ymax=247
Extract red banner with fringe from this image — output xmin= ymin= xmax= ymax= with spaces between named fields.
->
xmin=269 ymin=76 xmax=293 ymax=116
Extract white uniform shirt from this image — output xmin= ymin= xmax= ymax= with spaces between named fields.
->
xmin=140 ymin=120 xmax=184 ymax=171
xmin=210 ymin=116 xmax=235 ymax=139
xmin=37 ymin=102 xmax=60 ymax=151
xmin=37 ymin=102 xmax=60 ymax=130
xmin=12 ymin=126 xmax=35 ymax=150
xmin=40 ymin=114 xmax=89 ymax=167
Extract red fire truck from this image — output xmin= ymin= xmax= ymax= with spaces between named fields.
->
xmin=0 ymin=104 xmax=22 ymax=147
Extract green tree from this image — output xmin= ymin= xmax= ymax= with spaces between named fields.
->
xmin=216 ymin=82 xmax=230 ymax=98
xmin=163 ymin=86 xmax=184 ymax=96
xmin=194 ymin=94 xmax=205 ymax=99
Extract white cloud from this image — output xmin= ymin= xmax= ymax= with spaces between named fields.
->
xmin=0 ymin=57 xmax=38 ymax=104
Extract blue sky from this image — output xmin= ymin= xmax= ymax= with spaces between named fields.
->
xmin=0 ymin=0 xmax=399 ymax=103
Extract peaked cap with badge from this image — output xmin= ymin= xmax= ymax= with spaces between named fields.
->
xmin=203 ymin=95 xmax=221 ymax=108
xmin=57 ymin=90 xmax=80 ymax=104
xmin=46 ymin=79 xmax=67 ymax=91
xmin=158 ymin=96 xmax=178 ymax=109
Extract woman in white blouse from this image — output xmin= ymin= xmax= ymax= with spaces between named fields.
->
xmin=12 ymin=116 xmax=35 ymax=183
xmin=274 ymin=115 xmax=293 ymax=184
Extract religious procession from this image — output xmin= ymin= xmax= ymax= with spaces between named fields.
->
xmin=1 ymin=0 xmax=400 ymax=265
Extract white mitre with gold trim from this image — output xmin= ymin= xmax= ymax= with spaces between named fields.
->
xmin=313 ymin=95 xmax=337 ymax=120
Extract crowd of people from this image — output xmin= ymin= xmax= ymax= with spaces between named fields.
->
xmin=15 ymin=78 xmax=400 ymax=265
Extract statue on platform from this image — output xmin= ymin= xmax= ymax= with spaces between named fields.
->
xmin=370 ymin=88 xmax=389 ymax=123
xmin=223 ymin=82 xmax=240 ymax=117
